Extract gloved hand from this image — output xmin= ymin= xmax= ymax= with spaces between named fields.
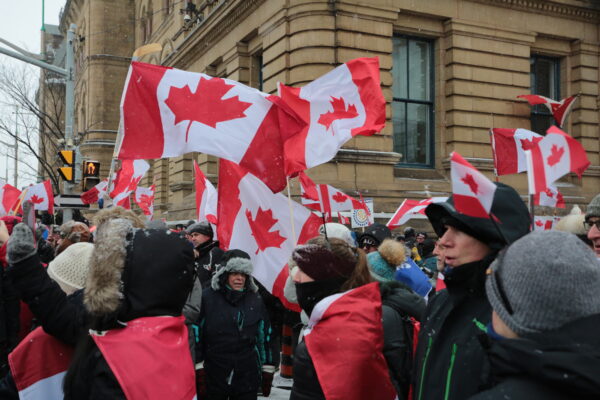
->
xmin=7 ymin=223 xmax=37 ymax=264
xmin=261 ymin=365 xmax=275 ymax=397
xmin=195 ymin=366 xmax=207 ymax=398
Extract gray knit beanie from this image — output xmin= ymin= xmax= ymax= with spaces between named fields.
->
xmin=585 ymin=193 xmax=600 ymax=221
xmin=486 ymin=230 xmax=600 ymax=336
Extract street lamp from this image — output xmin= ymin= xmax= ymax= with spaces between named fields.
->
xmin=0 ymin=138 xmax=16 ymax=184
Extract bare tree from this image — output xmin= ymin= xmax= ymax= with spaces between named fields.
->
xmin=0 ymin=61 xmax=65 ymax=193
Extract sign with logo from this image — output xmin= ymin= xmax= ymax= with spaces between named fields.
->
xmin=351 ymin=198 xmax=374 ymax=228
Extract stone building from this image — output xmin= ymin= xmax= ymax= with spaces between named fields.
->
xmin=51 ymin=0 xmax=600 ymax=226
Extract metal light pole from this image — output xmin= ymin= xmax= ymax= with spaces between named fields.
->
xmin=0 ymin=139 xmax=15 ymax=182
xmin=0 ymin=23 xmax=78 ymax=221
xmin=13 ymin=106 xmax=18 ymax=187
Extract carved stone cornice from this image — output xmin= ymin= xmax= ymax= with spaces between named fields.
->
xmin=469 ymin=0 xmax=600 ymax=22
xmin=333 ymin=149 xmax=402 ymax=165
xmin=169 ymin=180 xmax=194 ymax=192
xmin=165 ymin=0 xmax=266 ymax=69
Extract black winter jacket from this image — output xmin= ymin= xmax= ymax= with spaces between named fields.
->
xmin=413 ymin=255 xmax=496 ymax=400
xmin=380 ymin=281 xmax=426 ymax=399
xmin=290 ymin=282 xmax=425 ymax=400
xmin=469 ymin=314 xmax=600 ymax=400
xmin=195 ymin=240 xmax=224 ymax=288
xmin=196 ymin=286 xmax=271 ymax=397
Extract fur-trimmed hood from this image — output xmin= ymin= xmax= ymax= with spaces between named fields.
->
xmin=211 ymin=250 xmax=258 ymax=292
xmin=84 ymin=207 xmax=194 ymax=326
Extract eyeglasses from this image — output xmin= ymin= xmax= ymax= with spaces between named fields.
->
xmin=584 ymin=219 xmax=600 ymax=231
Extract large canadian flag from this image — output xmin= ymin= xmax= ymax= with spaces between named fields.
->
xmin=0 ymin=179 xmax=21 ymax=216
xmin=117 ymin=62 xmax=301 ymax=193
xmin=9 ymin=327 xmax=74 ymax=400
xmin=193 ymin=160 xmax=217 ymax=225
xmin=22 ymin=180 xmax=54 ymax=214
xmin=517 ymin=94 xmax=578 ymax=128
xmin=490 ymin=128 xmax=542 ymax=175
xmin=526 ymin=126 xmax=590 ymax=194
xmin=81 ymin=179 xmax=109 ymax=205
xmin=450 ymin=152 xmax=497 ymax=219
xmin=278 ymin=57 xmax=386 ymax=175
xmin=303 ymin=282 xmax=397 ymax=400
xmin=110 ymin=160 xmax=150 ymax=208
xmin=217 ymin=160 xmax=322 ymax=310
xmin=134 ymin=185 xmax=155 ymax=219
xmin=387 ymin=197 xmax=448 ymax=229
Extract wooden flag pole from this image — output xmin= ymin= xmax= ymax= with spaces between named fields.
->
xmin=285 ymin=176 xmax=297 ymax=246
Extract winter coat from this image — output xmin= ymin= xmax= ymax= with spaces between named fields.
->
xmin=194 ymin=239 xmax=224 ymax=288
xmin=413 ymin=254 xmax=496 ymax=400
xmin=196 ymin=258 xmax=271 ymax=398
xmin=469 ymin=314 xmax=600 ymax=400
xmin=290 ymin=282 xmax=425 ymax=400
xmin=380 ymin=281 xmax=426 ymax=399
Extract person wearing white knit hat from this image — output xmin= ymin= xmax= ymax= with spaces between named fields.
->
xmin=47 ymin=242 xmax=94 ymax=295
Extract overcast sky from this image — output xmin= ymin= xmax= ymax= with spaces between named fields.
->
xmin=0 ymin=1 xmax=66 ymax=188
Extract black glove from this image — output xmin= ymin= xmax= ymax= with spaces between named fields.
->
xmin=196 ymin=367 xmax=207 ymax=398
xmin=261 ymin=366 xmax=275 ymax=397
xmin=7 ymin=223 xmax=37 ymax=264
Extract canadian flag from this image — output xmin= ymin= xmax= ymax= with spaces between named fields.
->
xmin=534 ymin=184 xmax=565 ymax=208
xmin=450 ymin=152 xmax=497 ymax=219
xmin=217 ymin=160 xmax=322 ymax=310
xmin=193 ymin=160 xmax=218 ymax=225
xmin=337 ymin=212 xmax=350 ymax=225
xmin=300 ymin=183 xmax=366 ymax=221
xmin=387 ymin=197 xmax=448 ymax=230
xmin=517 ymin=94 xmax=578 ymax=128
xmin=117 ymin=62 xmax=301 ymax=193
xmin=303 ymin=282 xmax=397 ymax=400
xmin=134 ymin=185 xmax=155 ymax=219
xmin=0 ymin=179 xmax=21 ymax=216
xmin=8 ymin=327 xmax=74 ymax=400
xmin=278 ymin=57 xmax=386 ymax=175
xmin=489 ymin=128 xmax=542 ymax=175
xmin=81 ymin=179 xmax=109 ymax=205
xmin=525 ymin=126 xmax=590 ymax=195
xmin=533 ymin=216 xmax=555 ymax=231
xmin=110 ymin=160 xmax=150 ymax=208
xmin=22 ymin=180 xmax=54 ymax=214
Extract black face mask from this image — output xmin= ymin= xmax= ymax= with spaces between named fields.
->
xmin=295 ymin=279 xmax=344 ymax=316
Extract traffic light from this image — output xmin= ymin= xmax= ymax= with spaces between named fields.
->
xmin=57 ymin=150 xmax=74 ymax=182
xmin=82 ymin=160 xmax=100 ymax=191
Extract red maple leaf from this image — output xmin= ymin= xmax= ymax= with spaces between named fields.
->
xmin=245 ymin=208 xmax=286 ymax=254
xmin=520 ymin=136 xmax=542 ymax=151
xmin=127 ymin=176 xmax=142 ymax=193
xmin=535 ymin=220 xmax=544 ymax=227
xmin=164 ymin=77 xmax=252 ymax=141
xmin=547 ymin=144 xmax=565 ymax=167
xmin=317 ymin=97 xmax=359 ymax=132
xmin=332 ymin=192 xmax=348 ymax=204
xmin=138 ymin=193 xmax=154 ymax=208
xmin=461 ymin=173 xmax=479 ymax=195
xmin=544 ymin=188 xmax=554 ymax=198
xmin=29 ymin=194 xmax=44 ymax=204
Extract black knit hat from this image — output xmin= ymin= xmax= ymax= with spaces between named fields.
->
xmin=185 ymin=221 xmax=213 ymax=237
xmin=425 ymin=182 xmax=530 ymax=250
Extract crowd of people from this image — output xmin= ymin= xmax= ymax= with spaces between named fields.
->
xmin=0 ymin=185 xmax=597 ymax=399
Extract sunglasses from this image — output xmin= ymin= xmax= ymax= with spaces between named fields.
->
xmin=583 ymin=219 xmax=600 ymax=231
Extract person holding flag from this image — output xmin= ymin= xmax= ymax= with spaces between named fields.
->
xmin=413 ymin=182 xmax=530 ymax=400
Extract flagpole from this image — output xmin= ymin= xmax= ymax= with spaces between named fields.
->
xmin=10 ymin=187 xmax=29 ymax=216
xmin=285 ymin=176 xmax=297 ymax=246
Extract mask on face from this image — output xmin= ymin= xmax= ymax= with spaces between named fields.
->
xmin=295 ymin=279 xmax=344 ymax=316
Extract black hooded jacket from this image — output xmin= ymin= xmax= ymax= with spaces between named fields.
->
xmin=412 ymin=256 xmax=496 ymax=400
xmin=469 ymin=314 xmax=600 ymax=400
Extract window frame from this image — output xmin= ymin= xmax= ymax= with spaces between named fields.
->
xmin=530 ymin=54 xmax=561 ymax=134
xmin=392 ymin=35 xmax=436 ymax=168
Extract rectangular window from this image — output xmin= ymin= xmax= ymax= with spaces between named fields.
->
xmin=392 ymin=36 xmax=434 ymax=167
xmin=530 ymin=55 xmax=560 ymax=134
xmin=250 ymin=53 xmax=263 ymax=91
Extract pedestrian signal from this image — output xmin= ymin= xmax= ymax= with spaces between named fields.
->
xmin=83 ymin=160 xmax=100 ymax=178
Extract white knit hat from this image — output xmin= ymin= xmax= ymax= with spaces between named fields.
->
xmin=47 ymin=242 xmax=94 ymax=295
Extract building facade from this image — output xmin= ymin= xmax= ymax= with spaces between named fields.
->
xmin=52 ymin=0 xmax=600 ymax=226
